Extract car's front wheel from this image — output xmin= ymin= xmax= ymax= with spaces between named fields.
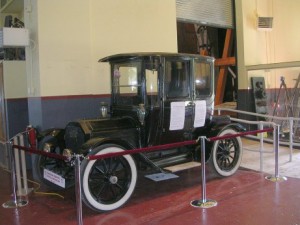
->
xmin=208 ymin=128 xmax=243 ymax=177
xmin=81 ymin=144 xmax=137 ymax=212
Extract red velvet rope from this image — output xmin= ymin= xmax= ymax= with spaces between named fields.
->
xmin=11 ymin=127 xmax=273 ymax=162
xmin=88 ymin=128 xmax=273 ymax=161
xmin=88 ymin=139 xmax=198 ymax=160
xmin=12 ymin=145 xmax=67 ymax=161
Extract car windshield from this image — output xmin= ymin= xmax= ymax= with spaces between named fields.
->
xmin=112 ymin=60 xmax=142 ymax=105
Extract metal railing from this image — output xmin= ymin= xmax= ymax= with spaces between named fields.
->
xmin=215 ymin=107 xmax=300 ymax=163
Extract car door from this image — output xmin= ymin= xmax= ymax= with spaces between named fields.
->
xmin=192 ymin=58 xmax=214 ymax=127
xmin=159 ymin=57 xmax=194 ymax=144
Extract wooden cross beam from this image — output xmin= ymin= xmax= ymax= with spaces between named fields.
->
xmin=214 ymin=29 xmax=235 ymax=106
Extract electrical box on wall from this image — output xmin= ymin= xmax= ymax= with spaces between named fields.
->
xmin=0 ymin=27 xmax=29 ymax=47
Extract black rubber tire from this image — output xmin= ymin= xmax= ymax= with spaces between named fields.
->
xmin=81 ymin=144 xmax=137 ymax=212
xmin=208 ymin=128 xmax=243 ymax=177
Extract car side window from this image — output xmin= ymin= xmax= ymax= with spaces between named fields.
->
xmin=145 ymin=69 xmax=159 ymax=106
xmin=165 ymin=60 xmax=190 ymax=99
xmin=194 ymin=61 xmax=211 ymax=97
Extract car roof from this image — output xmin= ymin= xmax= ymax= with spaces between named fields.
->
xmin=98 ymin=52 xmax=214 ymax=62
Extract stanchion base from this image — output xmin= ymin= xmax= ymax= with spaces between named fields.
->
xmin=19 ymin=188 xmax=34 ymax=196
xmin=190 ymin=199 xmax=217 ymax=208
xmin=2 ymin=199 xmax=28 ymax=208
xmin=265 ymin=175 xmax=287 ymax=182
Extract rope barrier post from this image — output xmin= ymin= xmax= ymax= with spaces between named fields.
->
xmin=259 ymin=122 xmax=264 ymax=172
xmin=2 ymin=142 xmax=28 ymax=208
xmin=289 ymin=117 xmax=293 ymax=162
xmin=265 ymin=124 xmax=287 ymax=182
xmin=13 ymin=136 xmax=22 ymax=196
xmin=19 ymin=134 xmax=33 ymax=195
xmin=191 ymin=136 xmax=217 ymax=208
xmin=74 ymin=155 xmax=83 ymax=225
xmin=19 ymin=135 xmax=29 ymax=195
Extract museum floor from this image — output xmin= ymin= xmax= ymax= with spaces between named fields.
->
xmin=0 ymin=139 xmax=300 ymax=225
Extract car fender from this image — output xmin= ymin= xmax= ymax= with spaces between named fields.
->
xmin=80 ymin=137 xmax=154 ymax=169
xmin=80 ymin=137 xmax=137 ymax=156
xmin=37 ymin=128 xmax=65 ymax=150
xmin=218 ymin=122 xmax=246 ymax=134
xmin=38 ymin=128 xmax=65 ymax=141
xmin=206 ymin=115 xmax=246 ymax=138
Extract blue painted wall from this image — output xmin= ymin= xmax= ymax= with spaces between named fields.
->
xmin=6 ymin=95 xmax=111 ymax=137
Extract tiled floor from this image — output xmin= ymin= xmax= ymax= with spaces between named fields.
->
xmin=0 ymin=138 xmax=300 ymax=225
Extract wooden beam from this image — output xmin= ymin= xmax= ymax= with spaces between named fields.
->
xmin=215 ymin=29 xmax=234 ymax=106
xmin=215 ymin=57 xmax=236 ymax=67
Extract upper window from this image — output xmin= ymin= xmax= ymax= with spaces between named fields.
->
xmin=194 ymin=61 xmax=211 ymax=97
xmin=165 ymin=60 xmax=190 ymax=99
xmin=145 ymin=69 xmax=158 ymax=94
xmin=144 ymin=58 xmax=160 ymax=106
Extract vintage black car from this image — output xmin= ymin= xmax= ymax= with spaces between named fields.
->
xmin=33 ymin=53 xmax=244 ymax=212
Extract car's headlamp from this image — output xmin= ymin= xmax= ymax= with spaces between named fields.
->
xmin=63 ymin=148 xmax=73 ymax=161
xmin=43 ymin=143 xmax=53 ymax=152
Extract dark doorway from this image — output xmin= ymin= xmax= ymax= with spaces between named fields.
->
xmin=177 ymin=21 xmax=237 ymax=104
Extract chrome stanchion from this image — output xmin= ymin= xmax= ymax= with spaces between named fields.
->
xmin=2 ymin=142 xmax=28 ymax=208
xmin=74 ymin=155 xmax=83 ymax=225
xmin=19 ymin=135 xmax=29 ymax=195
xmin=13 ymin=136 xmax=22 ymax=196
xmin=289 ymin=117 xmax=293 ymax=162
xmin=191 ymin=136 xmax=217 ymax=208
xmin=265 ymin=125 xmax=287 ymax=182
xmin=259 ymin=122 xmax=264 ymax=172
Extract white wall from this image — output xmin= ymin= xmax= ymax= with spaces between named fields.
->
xmin=90 ymin=0 xmax=177 ymax=96
xmin=25 ymin=0 xmax=177 ymax=97
xmin=236 ymin=0 xmax=300 ymax=89
xmin=11 ymin=0 xmax=300 ymax=96
xmin=3 ymin=61 xmax=27 ymax=98
xmin=243 ymin=0 xmax=300 ymax=65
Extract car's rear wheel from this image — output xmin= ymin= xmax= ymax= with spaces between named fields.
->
xmin=81 ymin=144 xmax=137 ymax=212
xmin=209 ymin=128 xmax=243 ymax=177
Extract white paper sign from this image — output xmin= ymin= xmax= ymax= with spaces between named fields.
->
xmin=169 ymin=102 xmax=185 ymax=130
xmin=194 ymin=100 xmax=206 ymax=127
xmin=44 ymin=168 xmax=65 ymax=188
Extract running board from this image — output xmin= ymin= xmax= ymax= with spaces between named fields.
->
xmin=164 ymin=161 xmax=201 ymax=173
